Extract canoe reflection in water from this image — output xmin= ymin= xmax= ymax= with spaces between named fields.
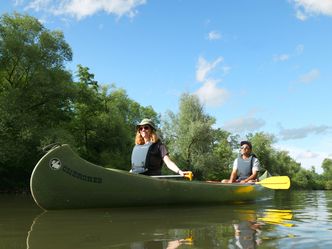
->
xmin=232 ymin=209 xmax=293 ymax=249
xmin=129 ymin=237 xmax=193 ymax=249
xmin=26 ymin=208 xmax=198 ymax=249
xmin=26 ymin=207 xmax=293 ymax=249
xmin=232 ymin=210 xmax=263 ymax=249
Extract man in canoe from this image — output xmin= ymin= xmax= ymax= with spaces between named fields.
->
xmin=221 ymin=141 xmax=260 ymax=183
xmin=130 ymin=118 xmax=186 ymax=176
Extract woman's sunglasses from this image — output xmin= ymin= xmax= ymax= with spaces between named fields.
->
xmin=139 ymin=125 xmax=150 ymax=131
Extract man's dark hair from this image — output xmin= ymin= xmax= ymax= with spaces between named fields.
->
xmin=240 ymin=141 xmax=252 ymax=149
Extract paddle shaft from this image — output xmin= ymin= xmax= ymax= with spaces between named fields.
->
xmin=151 ymin=171 xmax=193 ymax=181
xmin=151 ymin=175 xmax=184 ymax=178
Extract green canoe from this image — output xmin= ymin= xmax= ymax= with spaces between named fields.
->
xmin=30 ymin=144 xmax=275 ymax=210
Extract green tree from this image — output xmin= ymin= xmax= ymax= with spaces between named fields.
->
xmin=0 ymin=13 xmax=74 ymax=190
xmin=322 ymin=158 xmax=332 ymax=189
xmin=207 ymin=128 xmax=235 ymax=180
xmin=162 ymin=93 xmax=216 ymax=179
xmin=246 ymin=132 xmax=275 ymax=174
xmin=69 ymin=66 xmax=159 ymax=170
xmin=69 ymin=64 xmax=102 ymax=159
xmin=272 ymin=150 xmax=301 ymax=177
xmin=291 ymin=167 xmax=323 ymax=189
xmin=89 ymin=85 xmax=158 ymax=169
xmin=322 ymin=158 xmax=332 ymax=177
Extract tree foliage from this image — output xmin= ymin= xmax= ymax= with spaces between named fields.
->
xmin=68 ymin=67 xmax=158 ymax=169
xmin=0 ymin=13 xmax=158 ymax=190
xmin=162 ymin=93 xmax=228 ymax=179
xmin=322 ymin=159 xmax=332 ymax=189
xmin=0 ymin=13 xmax=74 ymax=190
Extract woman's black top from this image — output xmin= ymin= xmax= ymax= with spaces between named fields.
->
xmin=142 ymin=141 xmax=168 ymax=176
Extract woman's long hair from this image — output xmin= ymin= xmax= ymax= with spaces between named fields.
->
xmin=135 ymin=129 xmax=159 ymax=145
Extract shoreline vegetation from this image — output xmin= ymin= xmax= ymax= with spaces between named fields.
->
xmin=1 ymin=13 xmax=332 ymax=192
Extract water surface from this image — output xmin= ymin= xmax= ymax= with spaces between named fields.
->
xmin=0 ymin=191 xmax=331 ymax=249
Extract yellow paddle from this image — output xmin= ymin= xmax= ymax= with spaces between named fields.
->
xmin=256 ymin=176 xmax=290 ymax=189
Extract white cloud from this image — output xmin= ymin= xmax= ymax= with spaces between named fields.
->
xmin=24 ymin=0 xmax=147 ymax=20
xmin=194 ymin=56 xmax=230 ymax=107
xmin=298 ymin=69 xmax=320 ymax=84
xmin=273 ymin=44 xmax=304 ymax=62
xmin=291 ymin=0 xmax=332 ymax=20
xmin=207 ymin=31 xmax=221 ymax=41
xmin=273 ymin=53 xmax=290 ymax=62
xmin=195 ymin=56 xmax=223 ymax=82
xmin=222 ymin=116 xmax=265 ymax=133
xmin=13 ymin=0 xmax=25 ymax=6
xmin=279 ymin=124 xmax=331 ymax=140
xmin=297 ymin=150 xmax=320 ymax=159
xmin=276 ymin=143 xmax=326 ymax=173
xmin=195 ymin=79 xmax=229 ymax=107
xmin=295 ymin=44 xmax=305 ymax=55
xmin=221 ymin=66 xmax=231 ymax=75
xmin=276 ymin=126 xmax=332 ymax=174
xmin=295 ymin=9 xmax=308 ymax=20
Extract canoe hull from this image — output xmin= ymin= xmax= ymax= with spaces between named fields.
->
xmin=30 ymin=144 xmax=273 ymax=210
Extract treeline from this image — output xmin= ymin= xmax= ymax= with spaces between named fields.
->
xmin=0 ymin=13 xmax=331 ymax=191
xmin=161 ymin=94 xmax=332 ymax=190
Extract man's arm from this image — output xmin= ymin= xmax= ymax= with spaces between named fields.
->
xmin=229 ymin=169 xmax=238 ymax=183
xmin=241 ymin=169 xmax=258 ymax=183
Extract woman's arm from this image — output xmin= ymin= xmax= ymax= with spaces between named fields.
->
xmin=163 ymin=155 xmax=184 ymax=176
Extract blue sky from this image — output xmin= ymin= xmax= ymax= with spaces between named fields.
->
xmin=2 ymin=0 xmax=331 ymax=173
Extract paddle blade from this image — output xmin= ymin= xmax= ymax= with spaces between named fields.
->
xmin=256 ymin=176 xmax=291 ymax=190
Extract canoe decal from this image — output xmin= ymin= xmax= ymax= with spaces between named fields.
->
xmin=62 ymin=165 xmax=102 ymax=184
xmin=49 ymin=158 xmax=62 ymax=170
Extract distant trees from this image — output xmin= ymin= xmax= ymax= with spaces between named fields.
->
xmin=322 ymin=159 xmax=332 ymax=189
xmin=0 ymin=13 xmax=158 ymax=190
xmin=162 ymin=93 xmax=329 ymax=189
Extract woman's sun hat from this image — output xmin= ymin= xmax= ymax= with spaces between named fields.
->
xmin=136 ymin=118 xmax=156 ymax=130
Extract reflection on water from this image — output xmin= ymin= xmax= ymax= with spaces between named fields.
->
xmin=230 ymin=208 xmax=293 ymax=249
xmin=258 ymin=209 xmax=293 ymax=227
xmin=25 ymin=205 xmax=294 ymax=249
xmin=1 ymin=191 xmax=332 ymax=249
xmin=25 ymin=207 xmax=240 ymax=249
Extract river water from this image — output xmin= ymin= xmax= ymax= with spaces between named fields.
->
xmin=0 ymin=190 xmax=331 ymax=249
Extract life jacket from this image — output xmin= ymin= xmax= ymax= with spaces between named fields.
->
xmin=131 ymin=142 xmax=153 ymax=173
xmin=236 ymin=154 xmax=257 ymax=180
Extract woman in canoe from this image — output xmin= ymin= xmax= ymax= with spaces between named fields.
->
xmin=221 ymin=141 xmax=260 ymax=183
xmin=130 ymin=118 xmax=186 ymax=176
